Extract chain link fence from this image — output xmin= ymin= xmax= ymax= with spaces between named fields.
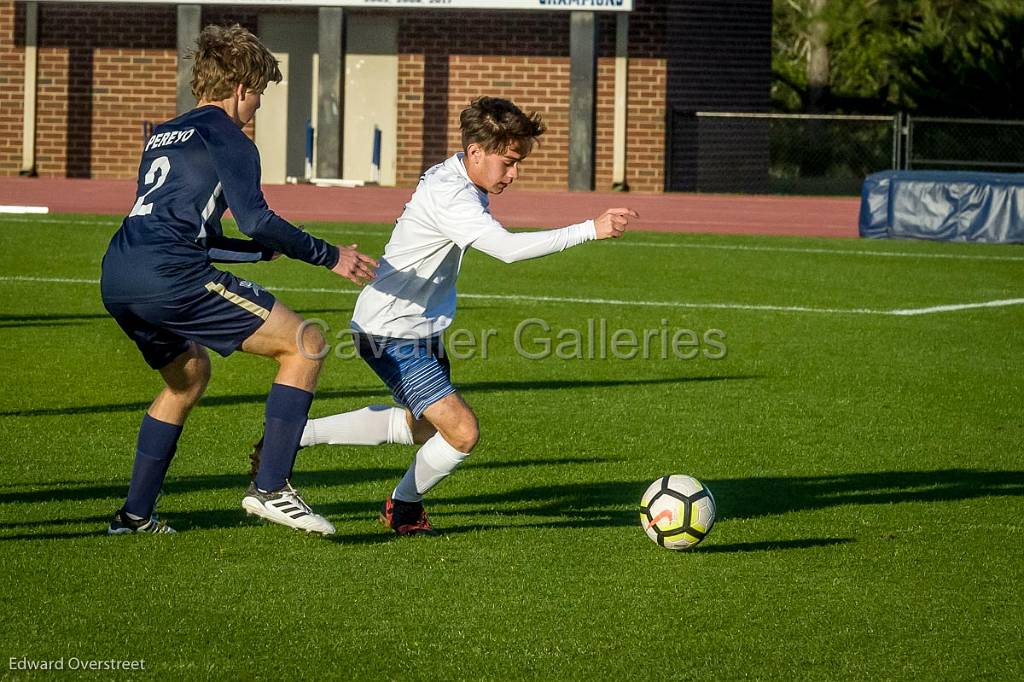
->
xmin=666 ymin=110 xmax=1024 ymax=195
xmin=906 ymin=116 xmax=1024 ymax=173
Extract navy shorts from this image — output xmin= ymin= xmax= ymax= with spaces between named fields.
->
xmin=103 ymin=270 xmax=276 ymax=370
xmin=354 ymin=333 xmax=456 ymax=419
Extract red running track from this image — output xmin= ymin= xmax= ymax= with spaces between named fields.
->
xmin=0 ymin=176 xmax=859 ymax=238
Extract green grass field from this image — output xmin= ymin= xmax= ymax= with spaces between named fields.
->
xmin=1 ymin=213 xmax=1022 ymax=680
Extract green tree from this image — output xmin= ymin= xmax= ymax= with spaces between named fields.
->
xmin=772 ymin=0 xmax=1024 ymax=116
xmin=899 ymin=7 xmax=1024 ymax=116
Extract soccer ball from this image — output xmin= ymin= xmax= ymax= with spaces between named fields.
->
xmin=639 ymin=475 xmax=716 ymax=550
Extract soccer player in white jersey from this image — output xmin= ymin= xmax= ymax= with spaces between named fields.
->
xmin=251 ymin=97 xmax=636 ymax=535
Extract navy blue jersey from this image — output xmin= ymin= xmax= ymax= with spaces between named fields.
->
xmin=102 ymin=106 xmax=338 ymax=302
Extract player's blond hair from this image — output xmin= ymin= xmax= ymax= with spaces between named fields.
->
xmin=189 ymin=24 xmax=282 ymax=101
xmin=460 ymin=97 xmax=546 ymax=156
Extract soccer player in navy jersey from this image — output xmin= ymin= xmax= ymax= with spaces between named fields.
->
xmin=101 ymin=24 xmax=376 ymax=535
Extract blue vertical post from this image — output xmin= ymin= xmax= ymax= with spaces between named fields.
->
xmin=305 ymin=119 xmax=314 ymax=180
xmin=371 ymin=126 xmax=382 ymax=184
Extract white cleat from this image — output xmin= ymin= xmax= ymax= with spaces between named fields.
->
xmin=242 ymin=481 xmax=335 ymax=535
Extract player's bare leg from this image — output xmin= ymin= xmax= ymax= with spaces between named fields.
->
xmin=407 ymin=410 xmax=438 ymax=445
xmin=148 ymin=342 xmax=211 ymax=425
xmin=419 ymin=393 xmax=478 ymax=453
xmin=240 ymin=301 xmax=324 ymax=391
xmin=239 ymin=302 xmax=335 ymax=534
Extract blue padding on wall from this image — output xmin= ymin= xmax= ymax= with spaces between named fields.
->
xmin=859 ymin=170 xmax=1024 ymax=243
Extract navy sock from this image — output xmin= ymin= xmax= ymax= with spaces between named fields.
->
xmin=255 ymin=383 xmax=314 ymax=492
xmin=124 ymin=414 xmax=183 ymax=519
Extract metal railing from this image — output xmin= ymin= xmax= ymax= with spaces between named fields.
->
xmin=667 ymin=110 xmax=1024 ymax=195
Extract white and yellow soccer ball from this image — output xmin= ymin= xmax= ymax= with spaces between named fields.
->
xmin=639 ymin=475 xmax=716 ymax=550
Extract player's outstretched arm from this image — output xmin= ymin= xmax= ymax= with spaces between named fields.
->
xmin=330 ymin=243 xmax=378 ymax=286
xmin=469 ymin=206 xmax=639 ymax=264
xmin=593 ymin=208 xmax=639 ymax=240
xmin=207 ymin=127 xmax=347 ymax=270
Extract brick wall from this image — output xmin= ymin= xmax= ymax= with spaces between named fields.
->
xmin=0 ymin=0 xmax=767 ymax=192
xmin=0 ymin=1 xmax=261 ymax=179
xmin=34 ymin=2 xmax=177 ymax=178
xmin=592 ymin=57 xmax=667 ymax=193
xmin=446 ymin=55 xmax=573 ymax=190
xmin=395 ymin=52 xmax=425 ymax=187
xmin=394 ymin=6 xmax=668 ymax=192
xmin=0 ymin=1 xmax=24 ymax=175
xmin=396 ymin=10 xmax=575 ymax=190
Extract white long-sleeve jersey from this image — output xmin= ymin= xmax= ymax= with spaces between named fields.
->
xmin=351 ymin=153 xmax=596 ymax=339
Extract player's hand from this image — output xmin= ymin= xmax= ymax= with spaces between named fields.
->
xmin=331 ymin=243 xmax=378 ymax=285
xmin=593 ymin=208 xmax=638 ymax=240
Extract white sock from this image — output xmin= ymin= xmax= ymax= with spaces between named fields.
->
xmin=300 ymin=405 xmax=414 ymax=447
xmin=392 ymin=433 xmax=468 ymax=502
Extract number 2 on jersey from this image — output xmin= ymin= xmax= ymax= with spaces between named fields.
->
xmin=128 ymin=156 xmax=171 ymax=217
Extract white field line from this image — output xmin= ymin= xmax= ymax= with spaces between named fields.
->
xmin=888 ymin=299 xmax=1024 ymax=316
xmin=458 ymin=292 xmax=879 ymax=315
xmin=312 ymin=224 xmax=1024 ymax=262
xmin=2 ymin=275 xmax=1021 ymax=317
xmin=0 ymin=216 xmax=117 ymax=226
xmin=0 ymin=206 xmax=49 ymax=214
xmin=3 ymin=214 xmax=1022 ymax=263
xmin=620 ymin=240 xmax=1024 ymax=262
xmin=2 ymin=276 xmax=101 ymax=285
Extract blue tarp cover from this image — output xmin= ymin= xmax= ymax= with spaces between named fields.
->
xmin=859 ymin=170 xmax=1024 ymax=243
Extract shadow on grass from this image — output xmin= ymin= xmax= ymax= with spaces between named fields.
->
xmin=0 ymin=313 xmax=109 ymax=329
xmin=0 ymin=530 xmax=108 ymax=541
xmin=0 ymin=528 xmax=855 ymax=553
xmin=708 ymin=469 xmax=1024 ymax=518
xmin=0 ymin=457 xmax=610 ymax=507
xmin=0 ymin=322 xmax=83 ymax=329
xmin=421 ymin=469 xmax=1024 ymax=523
xmin=0 ymin=313 xmax=109 ymax=323
xmin=695 ymin=538 xmax=854 ymax=553
xmin=0 ymin=375 xmax=757 ymax=417
xmin=1 ymin=468 xmax=1020 ymax=550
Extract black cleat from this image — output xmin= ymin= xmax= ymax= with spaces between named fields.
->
xmin=379 ymin=497 xmax=439 ymax=536
xmin=107 ymin=508 xmax=176 ymax=535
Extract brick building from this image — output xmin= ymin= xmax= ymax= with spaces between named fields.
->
xmin=0 ymin=0 xmax=769 ymax=192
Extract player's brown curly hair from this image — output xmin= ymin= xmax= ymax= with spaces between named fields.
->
xmin=459 ymin=97 xmax=546 ymax=156
xmin=189 ymin=24 xmax=282 ymax=101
